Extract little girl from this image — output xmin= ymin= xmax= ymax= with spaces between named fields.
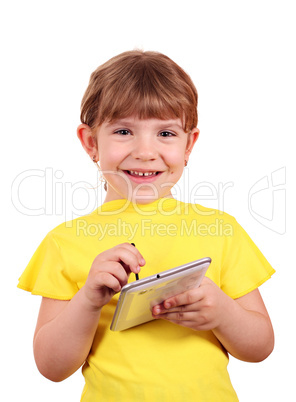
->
xmin=18 ymin=50 xmax=275 ymax=401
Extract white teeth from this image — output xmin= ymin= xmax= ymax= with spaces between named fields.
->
xmin=129 ymin=170 xmax=157 ymax=176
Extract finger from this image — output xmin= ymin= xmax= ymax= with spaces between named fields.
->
xmin=99 ymin=244 xmax=145 ymax=275
xmin=152 ymin=303 xmax=199 ymax=315
xmin=162 ymin=288 xmax=203 ymax=310
xmin=95 ymin=271 xmax=123 ymax=293
xmin=116 ymin=247 xmax=142 ymax=274
xmin=153 ymin=310 xmax=198 ymax=323
xmin=119 ymin=243 xmax=146 ymax=266
xmin=160 ymin=317 xmax=211 ymax=331
xmin=153 ymin=309 xmax=211 ymax=330
xmin=114 ymin=243 xmax=146 ymax=270
xmin=90 ymin=261 xmax=129 ymax=289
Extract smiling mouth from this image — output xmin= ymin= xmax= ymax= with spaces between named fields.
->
xmin=124 ymin=170 xmax=160 ymax=177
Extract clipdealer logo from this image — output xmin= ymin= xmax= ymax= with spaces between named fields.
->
xmin=11 ymin=166 xmax=287 ymax=235
xmin=11 ymin=168 xmax=101 ymax=221
xmin=10 ymin=167 xmax=234 ymax=220
xmin=248 ymin=167 xmax=286 ymax=235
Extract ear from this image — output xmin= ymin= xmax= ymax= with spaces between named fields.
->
xmin=77 ymin=124 xmax=99 ymax=161
xmin=185 ymin=128 xmax=199 ymax=160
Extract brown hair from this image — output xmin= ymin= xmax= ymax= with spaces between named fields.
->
xmin=80 ymin=50 xmax=198 ymax=132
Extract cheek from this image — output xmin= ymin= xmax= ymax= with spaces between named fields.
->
xmin=166 ymin=149 xmax=186 ymax=169
xmin=99 ymin=146 xmax=124 ymax=167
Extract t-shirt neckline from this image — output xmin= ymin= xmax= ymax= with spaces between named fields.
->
xmin=97 ymin=197 xmax=182 ymax=213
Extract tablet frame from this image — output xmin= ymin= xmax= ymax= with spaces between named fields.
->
xmin=110 ymin=257 xmax=211 ymax=331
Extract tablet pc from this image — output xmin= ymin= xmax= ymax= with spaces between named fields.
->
xmin=110 ymin=257 xmax=211 ymax=331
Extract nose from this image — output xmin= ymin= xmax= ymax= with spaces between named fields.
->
xmin=131 ymin=137 xmax=158 ymax=161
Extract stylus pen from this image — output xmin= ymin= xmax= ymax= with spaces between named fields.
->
xmin=131 ymin=243 xmax=139 ymax=280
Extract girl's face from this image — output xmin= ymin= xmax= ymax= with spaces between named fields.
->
xmin=78 ymin=116 xmax=199 ymax=204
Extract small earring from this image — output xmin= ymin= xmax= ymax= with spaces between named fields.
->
xmin=92 ymin=156 xmax=107 ymax=191
xmin=185 ymin=160 xmax=188 ymax=167
xmin=92 ymin=155 xmax=100 ymax=172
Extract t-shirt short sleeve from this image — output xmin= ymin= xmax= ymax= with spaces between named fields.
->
xmin=220 ymin=219 xmax=275 ymax=299
xmin=17 ymin=231 xmax=79 ymax=300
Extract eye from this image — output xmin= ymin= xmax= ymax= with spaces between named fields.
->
xmin=114 ymin=129 xmax=131 ymax=136
xmin=159 ymin=131 xmax=176 ymax=137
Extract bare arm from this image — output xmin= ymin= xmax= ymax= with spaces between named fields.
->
xmin=33 ymin=243 xmax=145 ymax=382
xmin=152 ymin=278 xmax=274 ymax=362
xmin=33 ymin=291 xmax=101 ymax=382
xmin=212 ymin=287 xmax=274 ymax=361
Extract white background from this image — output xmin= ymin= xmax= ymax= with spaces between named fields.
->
xmin=1 ymin=1 xmax=295 ymax=401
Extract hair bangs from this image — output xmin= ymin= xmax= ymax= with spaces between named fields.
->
xmin=98 ymin=83 xmax=188 ymax=129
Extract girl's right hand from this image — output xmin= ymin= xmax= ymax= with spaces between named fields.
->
xmin=81 ymin=243 xmax=146 ymax=311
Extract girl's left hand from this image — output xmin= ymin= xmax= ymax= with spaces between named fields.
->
xmin=152 ymin=277 xmax=232 ymax=331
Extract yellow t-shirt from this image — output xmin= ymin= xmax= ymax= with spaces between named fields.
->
xmin=18 ymin=199 xmax=275 ymax=401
